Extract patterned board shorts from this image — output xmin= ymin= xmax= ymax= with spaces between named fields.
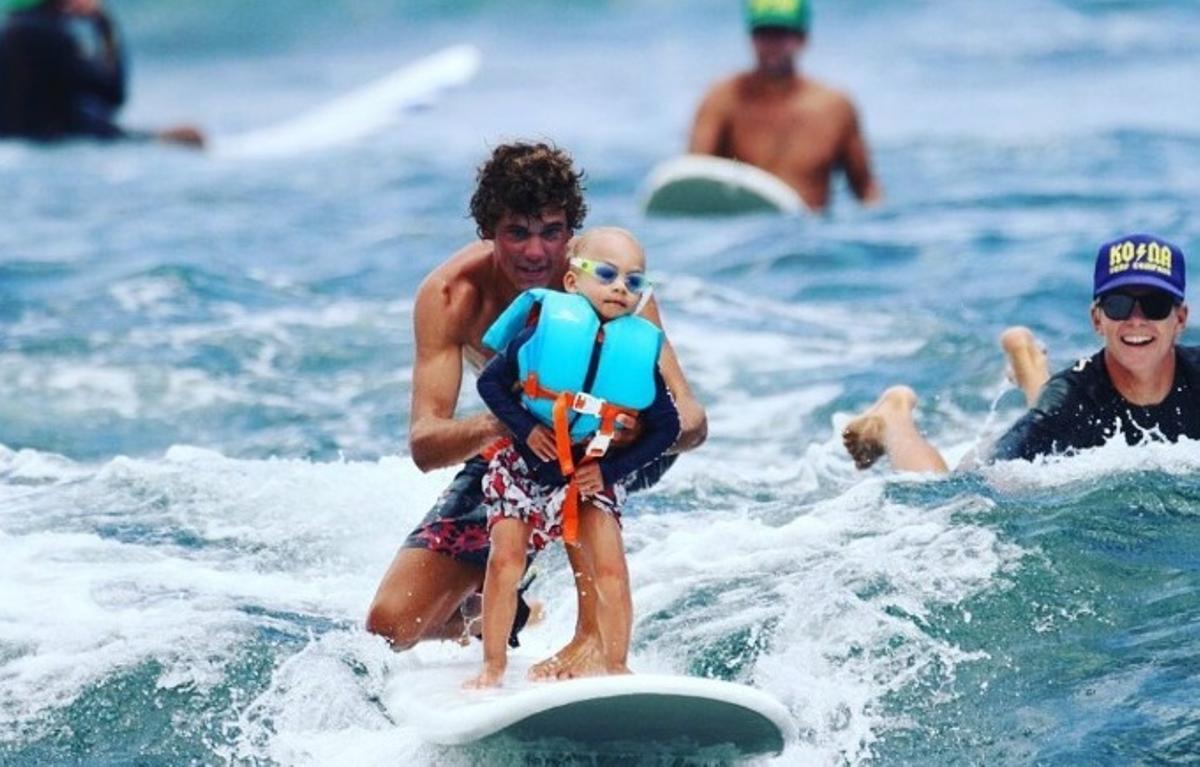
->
xmin=402 ymin=449 xmax=677 ymax=567
xmin=482 ymin=445 xmax=624 ymax=552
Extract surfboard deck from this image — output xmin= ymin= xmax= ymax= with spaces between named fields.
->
xmin=410 ymin=670 xmax=793 ymax=758
xmin=641 ymin=154 xmax=808 ymax=216
xmin=213 ymin=44 xmax=481 ymax=160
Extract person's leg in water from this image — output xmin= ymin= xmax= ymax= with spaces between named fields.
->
xmin=842 ymin=326 xmax=1050 ymax=472
xmin=464 ymin=516 xmax=532 ymax=689
xmin=1000 ymin=326 xmax=1050 ymax=406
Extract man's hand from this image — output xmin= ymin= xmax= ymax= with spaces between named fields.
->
xmin=573 ymin=462 xmax=604 ymax=497
xmin=525 ymin=425 xmax=558 ymax=462
xmin=608 ymin=414 xmax=641 ymax=448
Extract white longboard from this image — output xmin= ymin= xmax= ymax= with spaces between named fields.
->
xmin=641 ymin=154 xmax=809 ymax=216
xmin=408 ymin=669 xmax=793 ymax=758
xmin=213 ymin=44 xmax=482 ymax=160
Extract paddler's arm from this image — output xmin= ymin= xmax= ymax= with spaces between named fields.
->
xmin=688 ymin=82 xmax=731 ymax=157
xmin=640 ymin=297 xmax=708 ymax=452
xmin=840 ymin=101 xmax=883 ymax=206
xmin=408 ymin=275 xmax=507 ymax=472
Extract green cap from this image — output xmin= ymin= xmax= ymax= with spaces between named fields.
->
xmin=745 ymin=0 xmax=811 ymax=34
xmin=4 ymin=0 xmax=47 ymax=11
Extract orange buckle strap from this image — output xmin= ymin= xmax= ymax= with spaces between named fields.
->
xmin=561 ymin=476 xmax=580 ymax=545
xmin=551 ymin=391 xmax=575 ymax=476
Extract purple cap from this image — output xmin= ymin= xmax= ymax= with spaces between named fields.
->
xmin=1093 ymin=234 xmax=1186 ymax=300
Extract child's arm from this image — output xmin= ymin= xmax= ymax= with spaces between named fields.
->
xmin=476 ymin=331 xmax=543 ymax=445
xmin=595 ymin=370 xmax=682 ymax=486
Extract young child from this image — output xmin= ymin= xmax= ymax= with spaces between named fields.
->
xmin=465 ymin=227 xmax=681 ymax=689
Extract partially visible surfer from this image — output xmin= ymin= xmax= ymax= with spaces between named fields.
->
xmin=843 ymin=234 xmax=1200 ymax=472
xmin=366 ymin=143 xmax=707 ymax=679
xmin=689 ymin=0 xmax=882 ymax=211
xmin=0 ymin=0 xmax=203 ymax=147
xmin=464 ymin=227 xmax=680 ymax=689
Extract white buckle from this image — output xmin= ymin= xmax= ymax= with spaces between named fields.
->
xmin=571 ymin=392 xmax=605 ymax=416
xmin=586 ymin=432 xmax=613 ymax=458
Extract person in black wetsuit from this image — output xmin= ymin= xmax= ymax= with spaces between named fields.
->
xmin=0 ymin=0 xmax=202 ymax=146
xmin=842 ymin=233 xmax=1199 ymax=472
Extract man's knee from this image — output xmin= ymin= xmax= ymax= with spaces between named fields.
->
xmin=365 ymin=598 xmax=420 ymax=650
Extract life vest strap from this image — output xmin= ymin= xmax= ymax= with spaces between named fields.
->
xmin=521 ymin=372 xmax=637 ymax=546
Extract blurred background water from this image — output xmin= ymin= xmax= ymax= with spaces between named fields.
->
xmin=2 ymin=0 xmax=1199 ymax=764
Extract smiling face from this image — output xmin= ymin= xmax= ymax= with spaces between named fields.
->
xmin=491 ymin=209 xmax=570 ymax=291
xmin=563 ymin=228 xmax=647 ymax=321
xmin=1092 ymin=288 xmax=1188 ymax=386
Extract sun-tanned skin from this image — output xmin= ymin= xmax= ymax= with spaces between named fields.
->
xmin=842 ymin=328 xmax=1051 ymax=474
xmin=367 ymin=204 xmax=707 ymax=678
xmin=843 ymin=289 xmax=1189 ymax=473
xmin=690 ymin=27 xmax=881 ymax=211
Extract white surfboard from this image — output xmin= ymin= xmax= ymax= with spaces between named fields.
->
xmin=213 ymin=44 xmax=482 ymax=160
xmin=641 ymin=154 xmax=809 ymax=216
xmin=412 ymin=672 xmax=793 ymax=758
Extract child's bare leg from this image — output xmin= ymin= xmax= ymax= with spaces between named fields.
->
xmin=577 ymin=502 xmax=632 ymax=675
xmin=1000 ymin=326 xmax=1050 ymax=407
xmin=842 ymin=386 xmax=949 ymax=473
xmin=464 ymin=518 xmax=530 ymax=689
xmin=529 ymin=542 xmax=605 ymax=681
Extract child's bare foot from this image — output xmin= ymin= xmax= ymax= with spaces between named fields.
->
xmin=1000 ymin=326 xmax=1050 ymax=406
xmin=528 ymin=635 xmax=605 ymax=681
xmin=463 ymin=663 xmax=506 ymax=690
xmin=842 ymin=386 xmax=918 ymax=469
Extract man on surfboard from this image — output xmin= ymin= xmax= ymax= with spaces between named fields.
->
xmin=366 ymin=142 xmax=707 ymax=679
xmin=843 ymin=234 xmax=1200 ymax=472
xmin=0 ymin=0 xmax=203 ymax=146
xmin=689 ymin=0 xmax=882 ymax=211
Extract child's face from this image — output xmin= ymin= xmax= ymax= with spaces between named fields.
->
xmin=564 ymin=233 xmax=648 ymax=321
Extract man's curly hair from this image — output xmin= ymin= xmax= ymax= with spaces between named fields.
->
xmin=469 ymin=142 xmax=587 ymax=239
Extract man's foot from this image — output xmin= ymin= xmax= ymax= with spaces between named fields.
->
xmin=1000 ymin=326 xmax=1050 ymax=406
xmin=528 ymin=634 xmax=605 ymax=681
xmin=842 ymin=386 xmax=918 ymax=469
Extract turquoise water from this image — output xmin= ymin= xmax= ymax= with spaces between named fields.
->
xmin=2 ymin=0 xmax=1199 ymax=764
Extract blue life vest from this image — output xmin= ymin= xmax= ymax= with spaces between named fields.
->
xmin=483 ymin=289 xmax=663 ymax=442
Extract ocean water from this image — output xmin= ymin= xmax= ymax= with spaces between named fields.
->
xmin=3 ymin=0 xmax=1199 ymax=764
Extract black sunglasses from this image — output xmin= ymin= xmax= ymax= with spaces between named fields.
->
xmin=1097 ymin=291 xmax=1179 ymax=321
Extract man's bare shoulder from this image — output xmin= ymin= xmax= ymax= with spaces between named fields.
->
xmin=415 ymin=241 xmax=493 ymax=332
xmin=802 ymin=79 xmax=858 ymax=118
xmin=700 ymin=74 xmax=742 ymax=107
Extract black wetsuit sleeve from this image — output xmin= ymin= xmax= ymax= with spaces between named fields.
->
xmin=989 ymin=374 xmax=1082 ymax=462
xmin=476 ymin=328 xmax=542 ymax=445
xmin=597 ymin=370 xmax=682 ymax=486
xmin=66 ymin=20 xmax=125 ymax=104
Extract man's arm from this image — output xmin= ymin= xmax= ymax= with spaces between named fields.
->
xmin=640 ymin=296 xmax=708 ymax=451
xmin=408 ymin=275 xmax=506 ymax=472
xmin=839 ymin=102 xmax=882 ymax=205
xmin=688 ymin=83 xmax=731 ymax=157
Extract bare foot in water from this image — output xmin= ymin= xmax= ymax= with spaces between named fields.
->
xmin=842 ymin=386 xmax=918 ymax=469
xmin=463 ymin=663 xmax=505 ymax=690
xmin=528 ymin=635 xmax=605 ymax=681
xmin=1000 ymin=326 xmax=1050 ymax=406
